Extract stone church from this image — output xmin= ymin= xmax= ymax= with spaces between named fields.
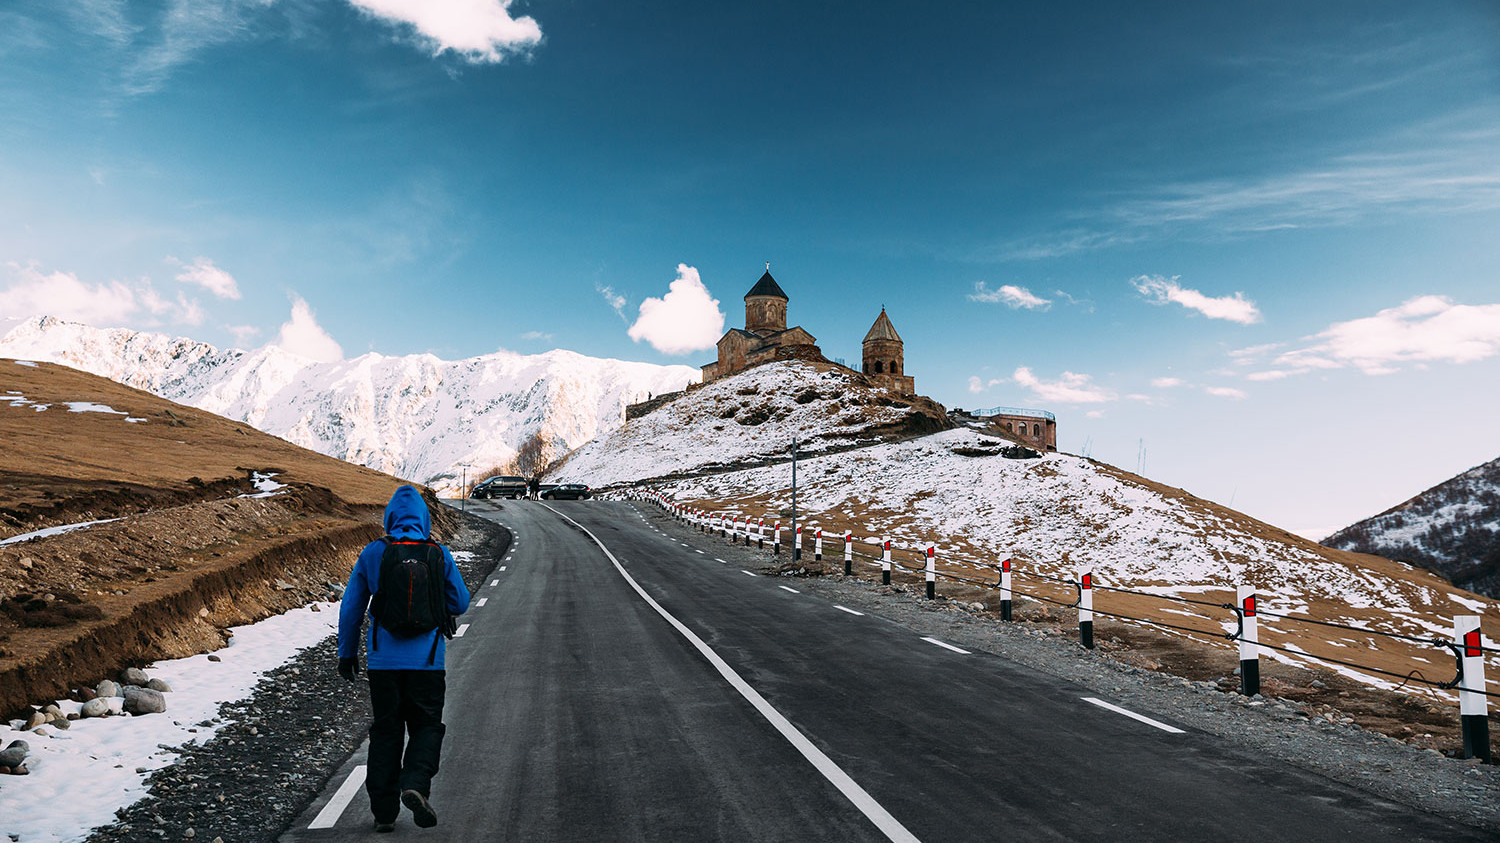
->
xmin=700 ymin=267 xmax=916 ymax=395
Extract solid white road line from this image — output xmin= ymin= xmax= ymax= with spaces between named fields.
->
xmin=539 ymin=503 xmax=922 ymax=843
xmin=834 ymin=605 xmax=865 ymax=616
xmin=921 ymin=637 xmax=971 ymax=655
xmin=477 ymin=597 xmax=489 ymax=607
xmin=778 ymin=585 xmax=800 ymax=594
xmin=308 ymin=764 xmax=367 ymax=828
xmin=453 ymin=623 xmax=471 ymax=638
xmin=741 ymin=570 xmax=758 ymax=577
xmin=1081 ymin=697 xmax=1185 ymax=734
xmin=490 ymin=579 xmax=499 ymax=587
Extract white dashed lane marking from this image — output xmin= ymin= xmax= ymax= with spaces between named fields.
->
xmin=778 ymin=585 xmax=800 ymax=594
xmin=477 ymin=597 xmax=489 ymax=607
xmin=922 ymin=637 xmax=970 ymax=655
xmin=741 ymin=570 xmax=758 ymax=577
xmin=1081 ymin=698 xmax=1185 ymax=734
xmin=453 ymin=623 xmax=471 ymax=638
xmin=834 ymin=606 xmax=864 ymax=616
xmin=490 ymin=579 xmax=499 ymax=587
xmin=715 ymin=558 xmax=728 ymax=564
xmin=307 ymin=764 xmax=366 ymax=828
xmin=695 ymin=549 xmax=705 ymax=555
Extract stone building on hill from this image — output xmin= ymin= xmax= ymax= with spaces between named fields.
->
xmin=700 ymin=267 xmax=919 ymax=397
xmin=861 ymin=308 xmax=913 ymax=394
xmin=700 ymin=268 xmax=822 ymax=383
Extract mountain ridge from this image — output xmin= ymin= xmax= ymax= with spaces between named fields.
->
xmin=0 ymin=315 xmax=700 ymax=491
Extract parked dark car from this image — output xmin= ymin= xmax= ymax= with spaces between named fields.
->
xmin=473 ymin=475 xmax=527 ymax=499
xmin=542 ymin=483 xmax=591 ymax=500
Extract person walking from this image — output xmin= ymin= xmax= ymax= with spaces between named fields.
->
xmin=338 ymin=485 xmax=471 ymax=832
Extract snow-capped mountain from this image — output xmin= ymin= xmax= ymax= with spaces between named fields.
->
xmin=1324 ymin=456 xmax=1500 ymax=597
xmin=0 ymin=316 xmax=700 ymax=491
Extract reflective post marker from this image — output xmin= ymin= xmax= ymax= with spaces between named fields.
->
xmin=1457 ymin=615 xmax=1490 ymax=761
xmin=843 ymin=531 xmax=853 ymax=576
xmin=814 ymin=528 xmax=823 ymax=562
xmin=795 ymin=525 xmax=803 ymax=561
xmin=758 ymin=518 xmax=765 ymax=549
xmin=924 ymin=543 xmax=936 ymax=599
xmin=1000 ymin=556 xmax=1013 ymax=621
xmin=881 ymin=539 xmax=892 ymax=586
xmin=1237 ymin=585 xmax=1260 ymax=696
xmin=1079 ymin=570 xmax=1094 ymax=649
xmin=774 ymin=522 xmax=782 ymax=555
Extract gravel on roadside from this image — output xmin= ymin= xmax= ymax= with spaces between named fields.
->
xmin=83 ymin=510 xmax=508 ymax=843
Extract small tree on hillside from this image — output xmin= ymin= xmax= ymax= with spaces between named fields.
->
xmin=515 ymin=430 xmax=553 ymax=479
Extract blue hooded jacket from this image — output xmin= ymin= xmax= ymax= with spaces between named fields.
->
xmin=338 ymin=485 xmax=470 ymax=670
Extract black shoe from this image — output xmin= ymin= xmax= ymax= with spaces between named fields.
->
xmin=401 ymin=789 xmax=438 ymax=828
xmin=373 ymin=819 xmax=395 ymax=833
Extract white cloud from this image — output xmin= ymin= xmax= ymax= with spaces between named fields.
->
xmin=968 ymin=281 xmax=1051 ymax=310
xmin=345 ymin=0 xmax=542 ymax=63
xmin=1272 ymin=295 xmax=1500 ymax=376
xmin=966 ymin=375 xmax=1006 ymax=394
xmin=274 ymin=295 xmax=342 ymax=363
xmin=1085 ymin=410 xmax=1105 ymax=419
xmin=1205 ymin=386 xmax=1249 ymax=399
xmin=225 ymin=324 xmax=261 ymax=345
xmin=1132 ymin=275 xmax=1261 ymax=324
xmin=1245 ymin=369 xmax=1294 ymax=382
xmin=627 ymin=265 xmax=725 ymax=356
xmin=597 ymin=284 xmax=627 ymax=320
xmin=1012 ymin=366 xmax=1116 ymax=404
xmin=1150 ymin=377 xmax=1184 ymax=388
xmin=520 ymin=330 xmax=553 ymax=341
xmin=171 ymin=256 xmax=241 ymax=299
xmin=0 ymin=262 xmax=199 ymax=326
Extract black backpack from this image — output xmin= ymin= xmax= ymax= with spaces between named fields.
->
xmin=369 ymin=537 xmax=456 ymax=664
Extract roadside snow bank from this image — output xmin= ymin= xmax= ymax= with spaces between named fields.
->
xmin=0 ymin=602 xmax=339 ymax=843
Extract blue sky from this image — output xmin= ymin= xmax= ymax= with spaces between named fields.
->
xmin=3 ymin=0 xmax=1499 ymax=539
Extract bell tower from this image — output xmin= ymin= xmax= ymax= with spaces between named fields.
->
xmin=862 ymin=308 xmax=914 ymax=393
xmin=744 ymin=264 xmax=789 ymax=335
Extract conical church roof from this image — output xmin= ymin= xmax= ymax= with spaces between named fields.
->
xmin=863 ymin=308 xmax=902 ymax=343
xmin=745 ymin=270 xmax=788 ymax=300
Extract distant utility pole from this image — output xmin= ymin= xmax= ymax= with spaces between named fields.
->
xmin=790 ymin=437 xmax=800 ymax=562
xmin=460 ymin=464 xmax=470 ymax=512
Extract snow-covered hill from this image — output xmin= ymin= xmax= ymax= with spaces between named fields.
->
xmin=548 ymin=359 xmax=950 ymax=486
xmin=1325 ymin=456 xmax=1500 ymax=598
xmin=0 ymin=316 xmax=699 ymax=491
xmin=567 ymin=359 xmax=1498 ymax=698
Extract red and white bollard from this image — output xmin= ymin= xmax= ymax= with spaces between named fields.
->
xmin=924 ymin=543 xmax=936 ymax=599
xmin=794 ymin=525 xmax=803 ymax=561
xmin=1000 ymin=556 xmax=1013 ymax=621
xmin=843 ymin=531 xmax=853 ymax=575
xmin=881 ymin=539 xmax=892 ymax=585
xmin=814 ymin=529 xmax=823 ymax=562
xmin=1237 ymin=585 xmax=1260 ymax=696
xmin=1457 ymin=615 xmax=1490 ymax=761
xmin=774 ymin=522 xmax=782 ymax=555
xmin=758 ymin=518 xmax=765 ymax=549
xmin=1078 ymin=569 xmax=1094 ymax=649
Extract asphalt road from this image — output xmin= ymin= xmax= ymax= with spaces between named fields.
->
xmin=283 ymin=500 xmax=1489 ymax=842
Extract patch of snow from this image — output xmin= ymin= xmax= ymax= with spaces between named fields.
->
xmin=124 ymin=417 xmax=147 ymax=423
xmin=238 ymin=471 xmax=288 ymax=499
xmin=0 ymin=601 xmax=340 ymax=843
xmin=63 ymin=401 xmax=125 ymax=415
xmin=0 ymin=518 xmax=122 ymax=546
xmin=14 ymin=359 xmax=36 ymax=366
xmin=1447 ymin=593 xmax=1488 ymax=614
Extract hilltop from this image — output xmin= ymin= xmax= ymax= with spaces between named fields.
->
xmin=0 ymin=358 xmax=441 ymax=716
xmin=549 ymin=358 xmax=950 ymax=486
xmin=0 ymin=315 xmax=699 ymax=492
xmin=1325 ymin=456 xmax=1500 ymax=598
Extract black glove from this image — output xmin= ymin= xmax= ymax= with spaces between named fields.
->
xmin=338 ymin=656 xmax=360 ymax=681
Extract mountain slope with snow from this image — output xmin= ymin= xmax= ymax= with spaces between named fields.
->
xmin=1325 ymin=456 xmax=1500 ymax=598
xmin=563 ymin=359 xmax=1498 ymax=698
xmin=0 ymin=316 xmax=699 ymax=491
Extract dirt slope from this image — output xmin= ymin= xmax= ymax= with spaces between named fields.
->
xmin=0 ymin=359 xmax=453 ymax=716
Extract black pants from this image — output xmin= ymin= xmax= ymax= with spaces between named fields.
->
xmin=366 ymin=669 xmax=447 ymax=823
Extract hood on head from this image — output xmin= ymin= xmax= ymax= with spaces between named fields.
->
xmin=384 ymin=485 xmax=431 ymax=539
